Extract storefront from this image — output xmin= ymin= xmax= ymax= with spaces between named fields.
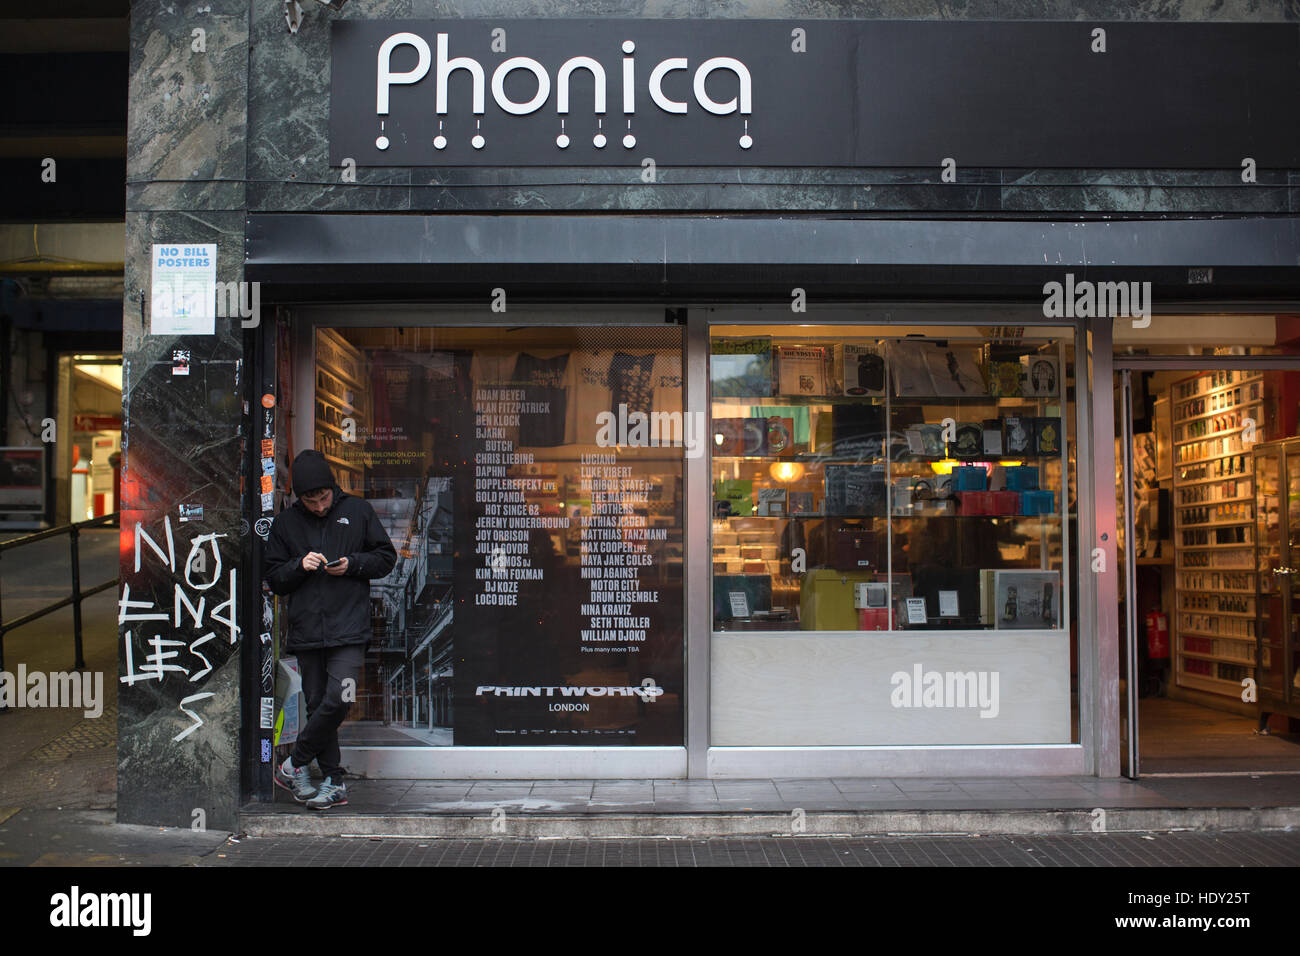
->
xmin=256 ymin=303 xmax=1088 ymax=780
xmin=117 ymin=9 xmax=1300 ymax=829
xmin=1112 ymin=320 xmax=1300 ymax=774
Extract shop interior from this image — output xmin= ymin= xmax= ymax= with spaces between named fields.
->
xmin=62 ymin=353 xmax=121 ymax=523
xmin=709 ymin=325 xmax=1075 ymax=639
xmin=1117 ymin=324 xmax=1300 ymax=773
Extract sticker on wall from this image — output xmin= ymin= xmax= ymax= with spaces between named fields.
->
xmin=259 ymin=475 xmax=273 ymax=495
xmin=261 ymin=393 xmax=275 ymax=408
xmin=178 ymin=503 xmax=203 ymax=523
xmin=255 ymin=517 xmax=272 ymax=538
xmin=260 ymin=696 xmax=275 ymax=729
xmin=260 ymin=491 xmax=274 ymax=512
xmin=171 ymin=349 xmax=191 ymax=376
xmin=260 ymin=439 xmax=274 ymax=458
xmin=260 ymin=738 xmax=272 ymax=763
xmin=261 ymin=457 xmax=275 ymax=476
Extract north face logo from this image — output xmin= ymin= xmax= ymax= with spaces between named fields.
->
xmin=336 ymin=517 xmax=350 ymax=525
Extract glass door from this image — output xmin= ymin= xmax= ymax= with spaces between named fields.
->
xmin=1253 ymin=439 xmax=1300 ymax=726
xmin=1288 ymin=447 xmax=1300 ymax=711
xmin=1254 ymin=445 xmax=1284 ymax=708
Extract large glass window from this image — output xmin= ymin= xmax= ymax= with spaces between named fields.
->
xmin=708 ymin=323 xmax=1079 ymax=748
xmin=710 ymin=326 xmax=1075 ymax=635
xmin=308 ymin=325 xmax=684 ymax=748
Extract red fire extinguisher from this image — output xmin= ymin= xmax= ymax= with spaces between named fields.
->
xmin=1146 ymin=611 xmax=1169 ymax=660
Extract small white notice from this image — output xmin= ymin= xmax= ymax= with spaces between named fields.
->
xmin=905 ymin=597 xmax=928 ymax=625
xmin=151 ymin=243 xmax=217 ymax=335
xmin=938 ymin=590 xmax=960 ymax=618
xmin=729 ymin=591 xmax=750 ymax=618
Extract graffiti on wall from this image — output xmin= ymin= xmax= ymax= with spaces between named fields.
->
xmin=119 ymin=516 xmax=239 ymax=741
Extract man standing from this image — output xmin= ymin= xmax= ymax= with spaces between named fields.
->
xmin=263 ymin=450 xmax=396 ymax=809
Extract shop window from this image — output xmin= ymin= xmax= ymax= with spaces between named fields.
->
xmin=312 ymin=325 xmax=685 ymax=747
xmin=710 ymin=327 xmax=1076 ymax=634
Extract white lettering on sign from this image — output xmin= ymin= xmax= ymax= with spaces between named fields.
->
xmin=373 ymin=31 xmax=754 ymax=151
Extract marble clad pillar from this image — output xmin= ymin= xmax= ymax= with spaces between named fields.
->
xmin=119 ymin=0 xmax=249 ymax=830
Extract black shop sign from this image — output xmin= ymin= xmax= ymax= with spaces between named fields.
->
xmin=329 ymin=19 xmax=1299 ymax=169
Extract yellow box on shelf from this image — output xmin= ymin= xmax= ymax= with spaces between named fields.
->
xmin=799 ymin=569 xmax=876 ymax=631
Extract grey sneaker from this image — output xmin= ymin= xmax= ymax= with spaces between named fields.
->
xmin=306 ymin=779 xmax=348 ymax=810
xmin=274 ymin=757 xmax=317 ymax=803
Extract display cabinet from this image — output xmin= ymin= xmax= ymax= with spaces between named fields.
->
xmin=1170 ymin=370 xmax=1267 ymax=698
xmin=709 ymin=333 xmax=1071 ymax=633
xmin=1252 ymin=437 xmax=1300 ymax=726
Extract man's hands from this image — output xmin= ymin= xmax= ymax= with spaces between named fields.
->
xmin=302 ymin=552 xmax=349 ymax=575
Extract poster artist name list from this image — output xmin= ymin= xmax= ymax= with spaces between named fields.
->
xmin=474 ymin=389 xmax=567 ymax=606
xmin=579 ymin=455 xmax=666 ymax=651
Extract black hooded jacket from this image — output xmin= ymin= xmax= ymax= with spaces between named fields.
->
xmin=262 ymin=453 xmax=397 ymax=650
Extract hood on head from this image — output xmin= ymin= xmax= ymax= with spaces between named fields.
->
xmin=292 ymin=450 xmax=337 ymax=498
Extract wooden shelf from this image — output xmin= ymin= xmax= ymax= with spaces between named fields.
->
xmin=322 ymin=452 xmax=362 ymax=472
xmin=1179 ymin=628 xmax=1256 ymax=641
xmin=1176 ymin=450 xmax=1251 ymax=466
xmin=1174 ymin=423 xmax=1257 ymax=446
xmin=1174 ymin=472 xmax=1252 ymax=488
xmin=1180 ymin=651 xmax=1257 ymax=665
xmin=316 ymin=417 xmax=348 ymax=437
xmin=1172 ymin=371 xmax=1263 ymax=406
xmin=1176 ymin=672 xmax=1249 ymax=695
xmin=1175 ymin=494 xmax=1253 ymax=506
xmin=1172 ymin=371 xmax=1265 ymax=702
xmin=316 ymin=327 xmax=366 ymax=390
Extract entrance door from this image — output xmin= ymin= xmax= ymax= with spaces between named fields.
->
xmin=1252 ymin=439 xmax=1300 ymax=729
xmin=1117 ymin=360 xmax=1300 ymax=776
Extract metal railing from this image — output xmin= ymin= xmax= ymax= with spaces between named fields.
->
xmin=0 ymin=513 xmax=119 ymax=693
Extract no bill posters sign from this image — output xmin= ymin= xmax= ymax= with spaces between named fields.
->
xmin=151 ymin=244 xmax=217 ymax=335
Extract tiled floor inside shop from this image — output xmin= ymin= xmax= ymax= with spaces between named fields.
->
xmin=1136 ymin=697 xmax=1300 ymax=773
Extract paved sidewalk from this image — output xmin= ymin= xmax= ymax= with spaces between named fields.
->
xmin=251 ymin=771 xmax=1300 ymax=814
xmin=0 ymin=809 xmax=229 ymax=867
xmin=0 ymin=528 xmax=118 ymax=811
xmin=238 ymin=771 xmax=1300 ymax=838
xmin=203 ymin=830 xmax=1300 ymax=867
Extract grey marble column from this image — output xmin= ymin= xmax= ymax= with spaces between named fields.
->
xmin=119 ymin=0 xmax=249 ymax=831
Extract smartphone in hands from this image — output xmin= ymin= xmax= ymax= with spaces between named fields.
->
xmin=325 ymin=558 xmax=344 ymax=569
